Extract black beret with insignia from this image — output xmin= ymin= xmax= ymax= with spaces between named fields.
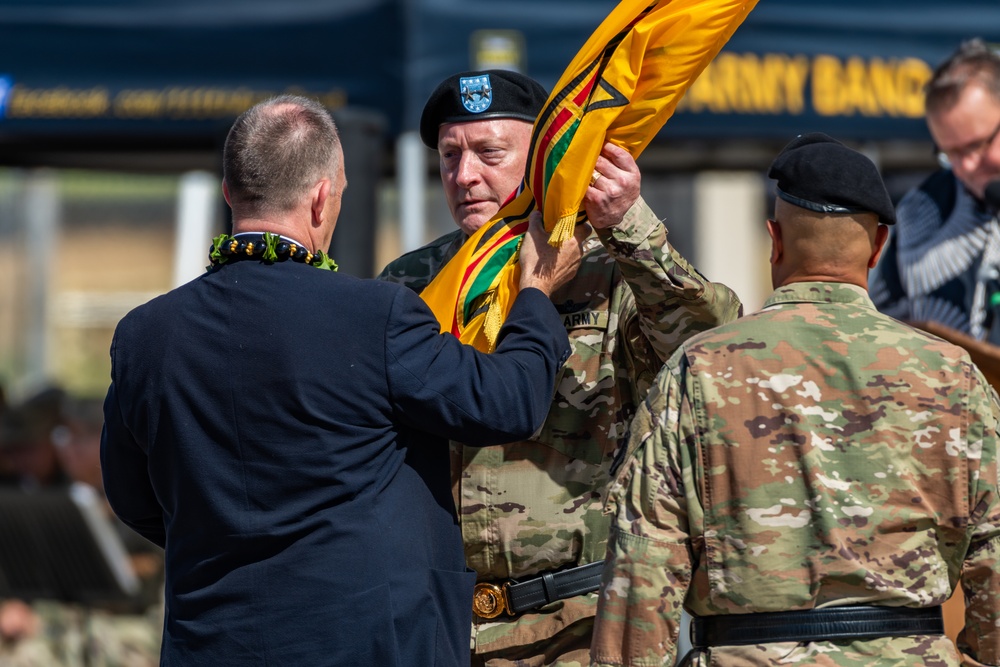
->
xmin=419 ymin=70 xmax=548 ymax=149
xmin=768 ymin=132 xmax=896 ymax=225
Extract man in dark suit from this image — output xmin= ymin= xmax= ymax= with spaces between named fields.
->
xmin=100 ymin=95 xmax=583 ymax=666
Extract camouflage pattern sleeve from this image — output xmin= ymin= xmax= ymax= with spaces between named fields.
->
xmin=591 ymin=361 xmax=695 ymax=667
xmin=375 ymin=229 xmax=465 ymax=292
xmin=595 ymin=196 xmax=743 ymax=362
xmin=957 ymin=367 xmax=1000 ymax=667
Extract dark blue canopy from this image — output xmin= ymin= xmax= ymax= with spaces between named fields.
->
xmin=0 ymin=0 xmax=998 ymax=153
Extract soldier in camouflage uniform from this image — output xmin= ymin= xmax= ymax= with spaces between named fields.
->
xmin=379 ymin=70 xmax=742 ymax=666
xmin=0 ymin=393 xmax=163 ymax=667
xmin=591 ymin=133 xmax=1000 ymax=667
xmin=0 ymin=599 xmax=162 ymax=667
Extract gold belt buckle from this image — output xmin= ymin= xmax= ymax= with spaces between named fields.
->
xmin=473 ymin=582 xmax=510 ymax=619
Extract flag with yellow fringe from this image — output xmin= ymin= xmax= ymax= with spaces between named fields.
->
xmin=420 ymin=0 xmax=759 ymax=351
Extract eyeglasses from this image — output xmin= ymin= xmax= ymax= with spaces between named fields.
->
xmin=937 ymin=116 xmax=1000 ymax=169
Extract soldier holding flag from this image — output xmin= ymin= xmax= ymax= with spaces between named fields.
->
xmin=379 ymin=67 xmax=741 ymax=665
xmin=381 ymin=2 xmax=757 ymax=661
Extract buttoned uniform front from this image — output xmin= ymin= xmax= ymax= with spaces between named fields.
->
xmin=100 ymin=255 xmax=571 ymax=667
xmin=591 ymin=282 xmax=1000 ymax=667
xmin=379 ymin=197 xmax=742 ymax=661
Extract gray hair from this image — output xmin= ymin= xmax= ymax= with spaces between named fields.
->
xmin=925 ymin=38 xmax=1000 ymax=115
xmin=223 ymin=95 xmax=342 ymax=216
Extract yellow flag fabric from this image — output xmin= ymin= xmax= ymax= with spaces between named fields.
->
xmin=421 ymin=0 xmax=759 ymax=351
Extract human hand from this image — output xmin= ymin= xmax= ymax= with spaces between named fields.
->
xmin=0 ymin=599 xmax=40 ymax=642
xmin=519 ymin=211 xmax=590 ymax=296
xmin=583 ymin=142 xmax=641 ymax=229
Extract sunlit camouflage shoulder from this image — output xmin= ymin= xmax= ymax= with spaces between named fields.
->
xmin=596 ymin=281 xmax=1000 ymax=666
xmin=596 ymin=196 xmax=742 ymax=362
xmin=377 ymin=228 xmax=466 ymax=292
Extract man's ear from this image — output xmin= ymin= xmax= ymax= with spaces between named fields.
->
xmin=869 ymin=224 xmax=890 ymax=269
xmin=766 ymin=218 xmax=782 ymax=266
xmin=222 ymin=180 xmax=232 ymax=207
xmin=310 ymin=179 xmax=332 ymax=227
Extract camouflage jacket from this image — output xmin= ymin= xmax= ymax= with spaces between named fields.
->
xmin=378 ymin=197 xmax=742 ymax=654
xmin=591 ymin=281 xmax=1000 ymax=667
xmin=0 ymin=599 xmax=162 ymax=667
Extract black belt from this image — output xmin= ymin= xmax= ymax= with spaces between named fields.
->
xmin=472 ymin=560 xmax=604 ymax=619
xmin=680 ymin=605 xmax=943 ymax=665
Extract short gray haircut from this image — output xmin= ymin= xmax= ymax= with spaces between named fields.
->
xmin=223 ymin=95 xmax=342 ymax=215
xmin=925 ymin=38 xmax=1000 ymax=115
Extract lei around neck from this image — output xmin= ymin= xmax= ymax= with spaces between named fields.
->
xmin=208 ymin=232 xmax=338 ymax=272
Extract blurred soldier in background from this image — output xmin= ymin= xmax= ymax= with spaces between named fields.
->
xmin=0 ymin=388 xmax=162 ymax=667
xmin=0 ymin=387 xmax=68 ymax=490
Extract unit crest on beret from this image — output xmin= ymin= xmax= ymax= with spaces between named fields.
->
xmin=419 ymin=69 xmax=548 ymax=149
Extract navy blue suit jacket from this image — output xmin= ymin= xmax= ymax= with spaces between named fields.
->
xmin=101 ymin=258 xmax=569 ymax=666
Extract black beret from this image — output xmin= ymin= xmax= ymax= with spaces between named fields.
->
xmin=420 ymin=70 xmax=548 ymax=149
xmin=768 ymin=132 xmax=896 ymax=225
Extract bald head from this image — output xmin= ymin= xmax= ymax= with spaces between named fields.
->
xmin=769 ymin=198 xmax=888 ymax=290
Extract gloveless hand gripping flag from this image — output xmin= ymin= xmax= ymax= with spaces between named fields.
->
xmin=420 ymin=0 xmax=759 ymax=351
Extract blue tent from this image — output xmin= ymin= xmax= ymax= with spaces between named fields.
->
xmin=1 ymin=0 xmax=998 ymax=156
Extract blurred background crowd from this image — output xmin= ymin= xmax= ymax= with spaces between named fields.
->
xmin=0 ymin=383 xmax=163 ymax=665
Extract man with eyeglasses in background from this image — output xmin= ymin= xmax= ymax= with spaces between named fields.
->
xmin=871 ymin=38 xmax=1000 ymax=386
